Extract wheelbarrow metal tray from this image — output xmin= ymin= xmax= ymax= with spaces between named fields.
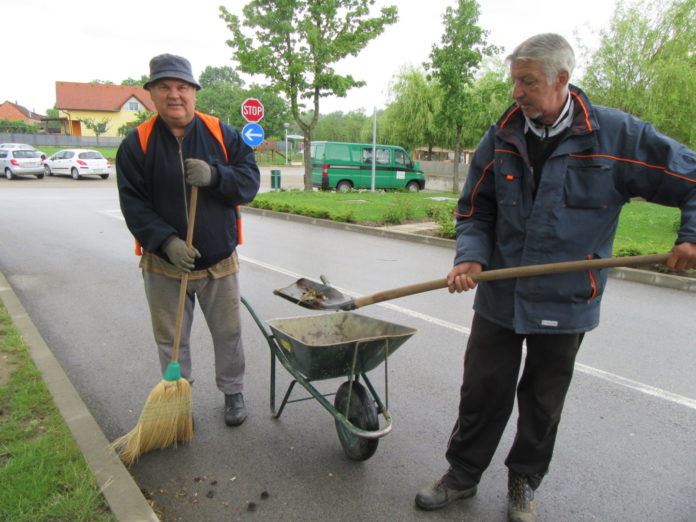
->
xmin=266 ymin=312 xmax=417 ymax=381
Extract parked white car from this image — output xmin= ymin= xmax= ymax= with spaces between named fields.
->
xmin=0 ymin=148 xmax=45 ymax=179
xmin=43 ymin=149 xmax=110 ymax=180
xmin=0 ymin=142 xmax=47 ymax=161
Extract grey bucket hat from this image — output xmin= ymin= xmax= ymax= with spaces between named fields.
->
xmin=144 ymin=54 xmax=201 ymax=90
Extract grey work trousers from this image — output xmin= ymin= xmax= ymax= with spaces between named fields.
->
xmin=142 ymin=270 xmax=245 ymax=395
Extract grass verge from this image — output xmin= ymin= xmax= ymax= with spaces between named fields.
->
xmin=0 ymin=303 xmax=115 ymax=522
xmin=249 ymin=190 xmax=684 ymax=259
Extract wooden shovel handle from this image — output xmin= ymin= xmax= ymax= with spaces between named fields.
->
xmin=172 ymin=186 xmax=199 ymax=363
xmin=352 ymin=253 xmax=670 ymax=309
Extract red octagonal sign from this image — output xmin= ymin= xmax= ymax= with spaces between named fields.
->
xmin=241 ymin=98 xmax=264 ymax=123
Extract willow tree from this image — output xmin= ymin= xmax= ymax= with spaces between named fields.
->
xmin=220 ymin=1 xmax=398 ymax=190
xmin=427 ymin=0 xmax=497 ymax=192
xmin=581 ymin=0 xmax=696 ymax=148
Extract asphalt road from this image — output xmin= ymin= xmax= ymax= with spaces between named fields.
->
xmin=0 ymin=175 xmax=695 ymax=521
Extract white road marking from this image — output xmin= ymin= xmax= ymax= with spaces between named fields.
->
xmin=240 ymin=254 xmax=696 ymax=412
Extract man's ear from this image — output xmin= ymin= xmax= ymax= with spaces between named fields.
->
xmin=557 ymin=69 xmax=570 ymax=88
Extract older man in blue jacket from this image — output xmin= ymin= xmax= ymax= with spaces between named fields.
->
xmin=415 ymin=34 xmax=696 ymax=521
xmin=117 ymin=54 xmax=260 ymax=427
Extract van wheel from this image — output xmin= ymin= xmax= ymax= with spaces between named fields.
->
xmin=406 ymin=181 xmax=420 ymax=192
xmin=336 ymin=180 xmax=353 ymax=192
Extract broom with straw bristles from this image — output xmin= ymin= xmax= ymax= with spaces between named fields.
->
xmin=111 ymin=186 xmax=200 ymax=466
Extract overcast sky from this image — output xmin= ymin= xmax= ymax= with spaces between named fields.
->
xmin=5 ymin=0 xmax=617 ymax=117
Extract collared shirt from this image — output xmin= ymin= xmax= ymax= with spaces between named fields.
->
xmin=524 ymin=93 xmax=574 ymax=139
xmin=140 ymin=250 xmax=239 ymax=280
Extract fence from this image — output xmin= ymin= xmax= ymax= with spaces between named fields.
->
xmin=419 ymin=160 xmax=470 ymax=193
xmin=0 ymin=133 xmax=123 ymax=148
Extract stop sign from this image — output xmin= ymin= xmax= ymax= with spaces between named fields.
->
xmin=241 ymin=98 xmax=264 ymax=123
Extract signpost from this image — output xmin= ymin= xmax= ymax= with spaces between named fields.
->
xmin=241 ymin=98 xmax=265 ymax=148
xmin=242 ymin=123 xmax=265 ymax=147
xmin=241 ymin=98 xmax=264 ymax=123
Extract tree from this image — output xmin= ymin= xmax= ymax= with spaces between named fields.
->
xmin=581 ymin=0 xmax=696 ymax=148
xmin=459 ymin=59 xmax=511 ymax=148
xmin=117 ymin=110 xmax=154 ymax=137
xmin=427 ymin=0 xmax=497 ymax=192
xmin=199 ymin=66 xmax=243 ymax=88
xmin=220 ymin=0 xmax=398 ymax=190
xmin=82 ymin=118 xmax=111 ymax=143
xmin=121 ymin=75 xmax=150 ymax=86
xmin=381 ymin=66 xmax=445 ymax=155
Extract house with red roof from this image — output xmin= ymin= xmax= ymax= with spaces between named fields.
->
xmin=55 ymin=82 xmax=156 ymax=137
xmin=0 ymin=101 xmax=46 ymax=126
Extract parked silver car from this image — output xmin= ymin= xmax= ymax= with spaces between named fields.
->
xmin=0 ymin=148 xmax=45 ymax=179
xmin=43 ymin=149 xmax=110 ymax=180
xmin=0 ymin=142 xmax=47 ymax=161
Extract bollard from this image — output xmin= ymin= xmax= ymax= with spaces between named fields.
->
xmin=271 ymin=169 xmax=281 ymax=190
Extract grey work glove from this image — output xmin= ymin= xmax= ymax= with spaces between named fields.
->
xmin=163 ymin=236 xmax=201 ymax=272
xmin=184 ymin=158 xmax=213 ymax=187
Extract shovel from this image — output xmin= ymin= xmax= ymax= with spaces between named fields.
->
xmin=273 ymin=253 xmax=670 ymax=311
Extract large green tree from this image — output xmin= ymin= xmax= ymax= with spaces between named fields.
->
xmin=581 ymin=0 xmax=696 ymax=148
xmin=381 ymin=66 xmax=444 ymax=156
xmin=220 ymin=0 xmax=398 ymax=190
xmin=427 ymin=0 xmax=497 ymax=191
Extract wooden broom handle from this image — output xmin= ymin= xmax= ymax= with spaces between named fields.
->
xmin=171 ymin=186 xmax=199 ymax=362
xmin=353 ymin=253 xmax=670 ymax=308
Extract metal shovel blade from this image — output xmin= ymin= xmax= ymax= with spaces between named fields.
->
xmin=272 ymin=277 xmax=352 ymax=310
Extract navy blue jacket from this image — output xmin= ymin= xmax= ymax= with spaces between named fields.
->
xmin=456 ymin=85 xmax=696 ymax=334
xmin=117 ymin=114 xmax=260 ymax=270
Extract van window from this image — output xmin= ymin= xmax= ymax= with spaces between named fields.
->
xmin=362 ymin=147 xmax=390 ymax=165
xmin=394 ymin=149 xmax=409 ymax=166
xmin=326 ymin=143 xmax=351 ymax=162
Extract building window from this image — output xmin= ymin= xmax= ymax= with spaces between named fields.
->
xmin=125 ymin=97 xmax=142 ymax=111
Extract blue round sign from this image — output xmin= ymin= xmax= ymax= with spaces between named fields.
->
xmin=242 ymin=123 xmax=265 ymax=147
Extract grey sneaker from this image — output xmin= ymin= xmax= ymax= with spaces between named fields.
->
xmin=415 ymin=479 xmax=477 ymax=511
xmin=508 ymin=475 xmax=537 ymax=522
xmin=224 ymin=393 xmax=247 ymax=427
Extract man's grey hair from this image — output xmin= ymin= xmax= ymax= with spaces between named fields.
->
xmin=506 ymin=33 xmax=575 ymax=83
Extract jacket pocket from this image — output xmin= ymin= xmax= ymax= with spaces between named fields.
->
xmin=496 ymin=172 xmax=522 ymax=206
xmin=564 ymin=160 xmax=625 ymax=209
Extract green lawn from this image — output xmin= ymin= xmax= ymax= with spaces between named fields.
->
xmin=250 ymin=191 xmax=681 ymax=257
xmin=0 ymin=305 xmax=115 ymax=521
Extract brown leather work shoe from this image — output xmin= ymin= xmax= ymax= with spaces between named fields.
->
xmin=508 ymin=475 xmax=537 ymax=522
xmin=415 ymin=479 xmax=477 ymax=511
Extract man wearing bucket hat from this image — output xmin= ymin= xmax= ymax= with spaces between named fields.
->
xmin=415 ymin=34 xmax=696 ymax=521
xmin=117 ymin=53 xmax=260 ymax=427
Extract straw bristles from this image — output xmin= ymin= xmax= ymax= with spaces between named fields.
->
xmin=111 ymin=378 xmax=193 ymax=466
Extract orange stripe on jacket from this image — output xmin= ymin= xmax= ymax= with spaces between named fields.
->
xmin=569 ymin=153 xmax=696 ymax=183
xmin=453 ymin=160 xmax=495 ymax=219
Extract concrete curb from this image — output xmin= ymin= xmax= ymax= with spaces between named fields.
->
xmin=0 ymin=271 xmax=159 ymax=522
xmin=242 ymin=206 xmax=696 ymax=292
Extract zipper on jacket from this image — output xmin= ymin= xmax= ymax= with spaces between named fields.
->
xmin=176 ymin=136 xmax=188 ymax=227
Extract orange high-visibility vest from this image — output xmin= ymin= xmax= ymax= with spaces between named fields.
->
xmin=132 ymin=112 xmax=243 ymax=255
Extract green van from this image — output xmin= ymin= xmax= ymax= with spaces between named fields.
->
xmin=311 ymin=141 xmax=426 ymax=192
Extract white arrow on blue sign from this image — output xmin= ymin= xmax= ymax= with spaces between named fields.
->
xmin=242 ymin=123 xmax=265 ymax=147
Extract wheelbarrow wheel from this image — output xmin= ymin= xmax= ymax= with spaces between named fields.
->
xmin=334 ymin=381 xmax=379 ymax=461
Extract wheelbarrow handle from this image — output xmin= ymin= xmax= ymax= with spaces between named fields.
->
xmin=351 ymin=253 xmax=670 ymax=309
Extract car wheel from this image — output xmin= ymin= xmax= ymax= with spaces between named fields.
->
xmin=71 ymin=167 xmax=80 ymax=180
xmin=5 ymin=168 xmax=13 ymax=180
xmin=406 ymin=181 xmax=420 ymax=192
xmin=336 ymin=180 xmax=353 ymax=193
xmin=100 ymin=174 xmax=109 ymax=180
xmin=36 ymin=172 xmax=45 ymax=179
xmin=44 ymin=164 xmax=52 ymax=176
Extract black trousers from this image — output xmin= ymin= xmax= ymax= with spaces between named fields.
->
xmin=443 ymin=313 xmax=583 ymax=490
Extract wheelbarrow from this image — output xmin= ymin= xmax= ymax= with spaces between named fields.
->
xmin=241 ymin=296 xmax=416 ymax=461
